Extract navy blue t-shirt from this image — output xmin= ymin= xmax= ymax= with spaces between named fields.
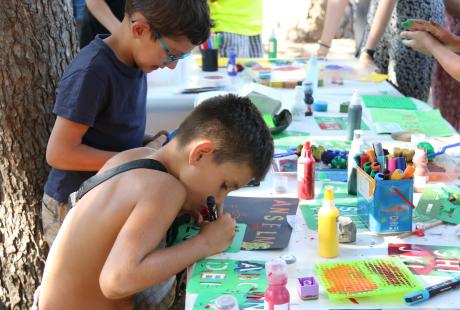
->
xmin=45 ymin=35 xmax=147 ymax=203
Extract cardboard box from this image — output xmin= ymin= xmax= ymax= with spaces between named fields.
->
xmin=357 ymin=167 xmax=413 ymax=234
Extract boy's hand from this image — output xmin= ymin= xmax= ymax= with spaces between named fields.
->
xmin=143 ymin=130 xmax=168 ymax=151
xmin=401 ymin=30 xmax=438 ymax=56
xmin=406 ymin=19 xmax=460 ymax=52
xmin=199 ymin=213 xmax=236 ymax=255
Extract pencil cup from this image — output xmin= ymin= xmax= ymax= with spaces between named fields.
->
xmin=201 ymin=49 xmax=218 ymax=72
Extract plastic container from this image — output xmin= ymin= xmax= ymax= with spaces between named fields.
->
xmin=227 ymin=47 xmax=237 ymax=77
xmin=347 ymin=130 xmax=363 ymax=195
xmin=292 ymin=86 xmax=305 ymax=121
xmin=265 ymin=258 xmax=290 ymax=310
xmin=297 ymin=142 xmax=315 ymax=200
xmin=318 ymin=186 xmax=339 ymax=258
xmin=347 ymin=90 xmax=363 ymax=141
xmin=427 ymin=153 xmax=460 ymax=182
xmin=272 ymin=153 xmax=298 ymax=193
xmin=214 ymin=295 xmax=239 ymax=310
xmin=303 ymin=55 xmax=318 ymax=101
xmin=268 ymin=30 xmax=277 ymax=59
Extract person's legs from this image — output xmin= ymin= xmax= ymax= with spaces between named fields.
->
xmin=352 ymin=0 xmax=371 ymax=56
xmin=41 ymin=193 xmax=71 ymax=245
xmin=218 ymin=32 xmax=263 ymax=58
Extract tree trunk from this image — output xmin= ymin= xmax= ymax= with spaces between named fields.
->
xmin=0 ymin=1 xmax=78 ymax=308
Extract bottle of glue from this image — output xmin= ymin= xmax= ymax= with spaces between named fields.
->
xmin=318 ymin=186 xmax=339 ymax=258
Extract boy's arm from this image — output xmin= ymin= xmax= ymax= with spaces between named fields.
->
xmin=46 ymin=116 xmax=116 ymax=171
xmin=407 ymin=20 xmax=460 ymax=53
xmin=401 ymin=31 xmax=460 ymax=81
xmin=86 ymin=0 xmax=122 ymax=34
xmin=99 ymin=177 xmax=236 ymax=299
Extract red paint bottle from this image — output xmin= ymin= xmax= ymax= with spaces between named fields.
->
xmin=297 ymin=142 xmax=315 ymax=200
xmin=264 ymin=258 xmax=290 ymax=310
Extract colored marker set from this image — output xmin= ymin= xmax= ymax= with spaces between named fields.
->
xmin=356 ymin=142 xmax=414 ymax=234
xmin=355 ymin=143 xmax=415 ymax=182
xmin=199 ymin=33 xmax=222 ymax=51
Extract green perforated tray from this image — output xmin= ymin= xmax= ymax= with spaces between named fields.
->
xmin=315 ymin=257 xmax=423 ymax=300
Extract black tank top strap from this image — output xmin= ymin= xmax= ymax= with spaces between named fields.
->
xmin=75 ymin=159 xmax=167 ymax=201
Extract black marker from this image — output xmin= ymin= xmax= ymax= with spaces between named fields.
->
xmin=206 ymin=196 xmax=217 ymax=222
xmin=404 ymin=276 xmax=460 ymax=305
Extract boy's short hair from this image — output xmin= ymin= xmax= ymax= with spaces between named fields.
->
xmin=175 ymin=94 xmax=274 ymax=182
xmin=125 ymin=0 xmax=212 ymax=45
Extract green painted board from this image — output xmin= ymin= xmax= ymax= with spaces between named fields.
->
xmin=187 ymin=258 xmax=267 ymax=294
xmin=362 ymin=95 xmax=417 ymax=110
xmin=415 ymin=186 xmax=460 ymax=224
xmin=314 ymin=116 xmax=369 ymax=131
xmin=273 ymin=130 xmax=310 ymax=149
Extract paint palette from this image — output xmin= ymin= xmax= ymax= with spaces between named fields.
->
xmin=315 ymin=257 xmax=423 ymax=300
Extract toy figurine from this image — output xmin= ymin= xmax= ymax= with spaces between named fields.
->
xmin=413 ymin=148 xmax=429 ymax=192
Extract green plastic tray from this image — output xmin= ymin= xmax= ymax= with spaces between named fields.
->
xmin=315 ymin=257 xmax=423 ymax=300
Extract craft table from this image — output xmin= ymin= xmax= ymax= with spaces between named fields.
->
xmin=144 ymin=57 xmax=460 ymax=310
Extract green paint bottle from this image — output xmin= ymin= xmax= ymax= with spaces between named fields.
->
xmin=268 ymin=29 xmax=277 ymax=59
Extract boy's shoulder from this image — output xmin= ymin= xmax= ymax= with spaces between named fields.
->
xmin=103 ymin=148 xmax=186 ymax=200
xmin=62 ymin=36 xmax=128 ymax=82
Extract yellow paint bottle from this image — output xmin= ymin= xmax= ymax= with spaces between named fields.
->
xmin=318 ymin=186 xmax=339 ymax=258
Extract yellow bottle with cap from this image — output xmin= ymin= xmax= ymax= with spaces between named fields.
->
xmin=318 ymin=186 xmax=339 ymax=258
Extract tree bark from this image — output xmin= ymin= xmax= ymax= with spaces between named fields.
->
xmin=0 ymin=1 xmax=78 ymax=308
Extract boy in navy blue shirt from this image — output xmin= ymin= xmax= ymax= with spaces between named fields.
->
xmin=42 ymin=0 xmax=212 ymax=245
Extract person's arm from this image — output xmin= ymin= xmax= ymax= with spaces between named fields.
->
xmin=359 ymin=0 xmax=396 ymax=67
xmin=46 ymin=116 xmax=116 ymax=171
xmin=444 ymin=0 xmax=460 ymax=19
xmin=407 ymin=20 xmax=460 ymax=53
xmin=316 ymin=0 xmax=349 ymax=57
xmin=401 ymin=30 xmax=460 ymax=81
xmin=86 ymin=0 xmax=122 ymax=34
xmin=99 ymin=179 xmax=236 ymax=298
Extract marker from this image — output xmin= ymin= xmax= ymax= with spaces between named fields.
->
xmin=390 ymin=169 xmax=404 ymax=180
xmin=402 ymin=165 xmax=415 ymax=179
xmin=388 ymin=157 xmax=397 ymax=174
xmin=371 ymin=162 xmax=380 ymax=172
xmin=373 ymin=142 xmax=385 ymax=167
xmin=207 ymin=196 xmax=217 ymax=222
xmin=374 ymin=172 xmax=384 ymax=181
xmin=404 ymin=276 xmax=460 ymax=305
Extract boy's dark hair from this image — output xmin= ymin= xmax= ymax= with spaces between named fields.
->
xmin=175 ymin=94 xmax=274 ymax=182
xmin=125 ymin=0 xmax=213 ymax=45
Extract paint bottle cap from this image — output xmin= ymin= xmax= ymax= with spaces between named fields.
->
xmin=214 ymin=295 xmax=238 ymax=310
xmin=280 ymin=254 xmax=296 ymax=264
xmin=266 ymin=258 xmax=288 ymax=284
xmin=324 ymin=186 xmax=334 ymax=201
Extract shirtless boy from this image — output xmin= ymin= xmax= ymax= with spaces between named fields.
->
xmin=38 ymin=94 xmax=274 ymax=309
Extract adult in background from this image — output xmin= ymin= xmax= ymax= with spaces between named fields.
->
xmin=209 ymin=0 xmax=263 ymax=58
xmin=359 ymin=0 xmax=444 ymax=102
xmin=79 ymin=0 xmax=125 ymax=48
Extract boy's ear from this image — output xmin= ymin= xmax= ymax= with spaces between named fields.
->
xmin=189 ymin=140 xmax=215 ymax=165
xmin=131 ymin=20 xmax=149 ymax=39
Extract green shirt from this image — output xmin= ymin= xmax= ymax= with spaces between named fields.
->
xmin=209 ymin=0 xmax=263 ymax=36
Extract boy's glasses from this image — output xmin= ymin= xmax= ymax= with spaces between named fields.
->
xmin=157 ymin=35 xmax=191 ymax=65
xmin=131 ymin=19 xmax=191 ymax=65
